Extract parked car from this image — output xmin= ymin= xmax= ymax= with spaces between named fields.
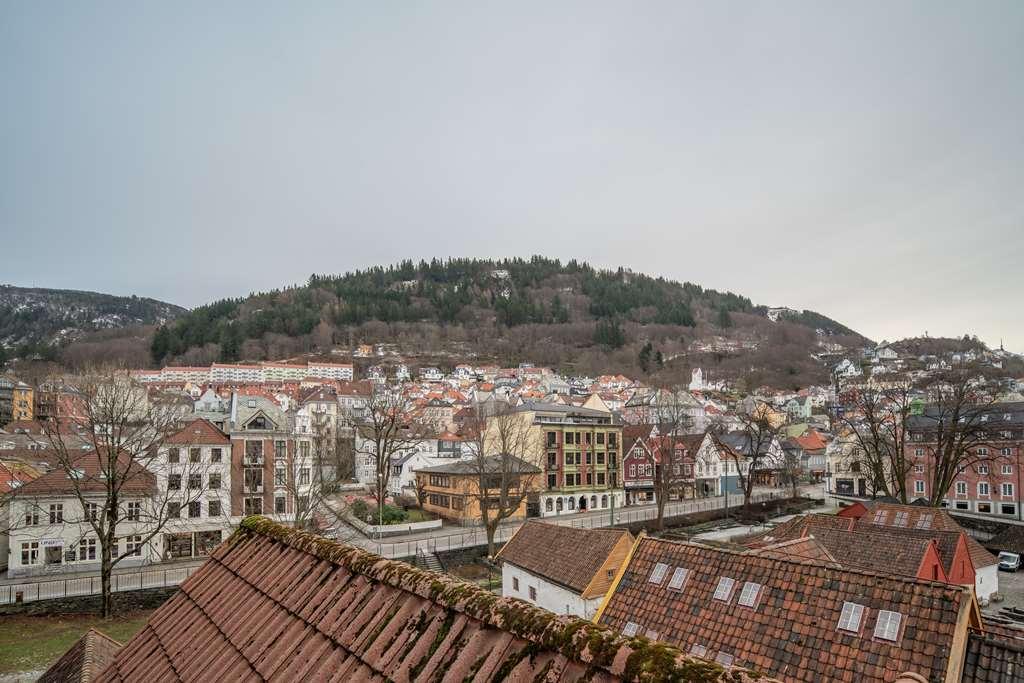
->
xmin=998 ymin=551 xmax=1021 ymax=572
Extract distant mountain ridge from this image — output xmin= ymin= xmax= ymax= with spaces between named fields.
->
xmin=149 ymin=257 xmax=870 ymax=388
xmin=0 ymin=285 xmax=186 ymax=351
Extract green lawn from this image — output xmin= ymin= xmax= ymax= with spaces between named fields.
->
xmin=404 ymin=509 xmax=434 ymax=523
xmin=0 ymin=611 xmax=152 ymax=676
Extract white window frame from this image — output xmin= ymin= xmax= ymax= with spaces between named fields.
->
xmin=737 ymin=582 xmax=762 ymax=608
xmin=713 ymin=577 xmax=735 ymax=602
xmin=838 ymin=601 xmax=865 ymax=633
xmin=649 ymin=563 xmax=669 ymax=584
xmin=873 ymin=610 xmax=902 ymax=642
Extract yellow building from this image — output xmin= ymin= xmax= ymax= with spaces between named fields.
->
xmin=12 ymin=382 xmax=33 ymax=421
xmin=414 ymin=456 xmax=542 ymax=524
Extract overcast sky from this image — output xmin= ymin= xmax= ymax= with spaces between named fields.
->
xmin=2 ymin=2 xmax=1022 ymax=350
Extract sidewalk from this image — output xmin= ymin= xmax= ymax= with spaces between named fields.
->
xmin=1 ymin=557 xmax=207 ymax=587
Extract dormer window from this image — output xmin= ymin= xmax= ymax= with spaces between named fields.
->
xmin=838 ymin=601 xmax=865 ymax=632
xmin=713 ymin=577 xmax=735 ymax=602
xmin=648 ymin=563 xmax=669 ymax=584
xmin=644 ymin=630 xmax=659 ymax=640
xmin=622 ymin=622 xmax=639 ymax=637
xmin=873 ymin=610 xmax=902 ymax=642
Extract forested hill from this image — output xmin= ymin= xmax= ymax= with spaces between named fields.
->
xmin=0 ymin=285 xmax=185 ymax=355
xmin=150 ymin=258 xmax=868 ymax=389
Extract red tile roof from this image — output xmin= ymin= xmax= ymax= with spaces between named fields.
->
xmin=598 ymin=536 xmax=979 ymax=683
xmin=12 ymin=449 xmax=156 ymax=497
xmin=494 ymin=521 xmax=632 ymax=594
xmin=94 ymin=518 xmax=772 ymax=683
xmin=165 ymin=418 xmax=230 ymax=445
xmin=40 ymin=628 xmax=121 ymax=683
xmin=846 ymin=502 xmax=998 ymax=568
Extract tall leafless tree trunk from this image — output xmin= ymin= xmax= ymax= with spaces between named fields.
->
xmin=29 ymin=367 xmax=190 ymax=617
xmin=836 ymin=382 xmax=915 ymax=502
xmin=651 ymin=387 xmax=694 ymax=531
xmin=464 ymin=404 xmax=540 ymax=557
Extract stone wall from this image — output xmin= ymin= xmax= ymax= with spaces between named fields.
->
xmin=0 ymin=586 xmax=178 ymax=616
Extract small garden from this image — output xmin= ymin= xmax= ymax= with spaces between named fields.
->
xmin=348 ymin=498 xmax=435 ymax=526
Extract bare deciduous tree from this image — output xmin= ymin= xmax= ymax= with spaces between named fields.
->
xmin=712 ymin=408 xmax=782 ymax=514
xmin=917 ymin=371 xmax=999 ymax=507
xmin=836 ymin=383 xmax=915 ymax=502
xmin=18 ymin=368 xmax=204 ymax=617
xmin=354 ymin=385 xmax=429 ymax=527
xmin=464 ymin=404 xmax=541 ymax=557
xmin=651 ymin=388 xmax=695 ymax=531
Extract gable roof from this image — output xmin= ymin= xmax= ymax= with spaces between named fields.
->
xmin=11 ymin=449 xmax=156 ymax=497
xmin=845 ymin=501 xmax=998 ymax=568
xmin=413 ymin=455 xmax=541 ymax=475
xmin=494 ymin=521 xmax=632 ymax=595
xmin=598 ymin=536 xmax=979 ymax=683
xmin=165 ymin=418 xmax=230 ymax=445
xmin=41 ymin=629 xmax=121 ymax=683
xmin=744 ymin=513 xmax=939 ymax=579
xmin=93 ymin=517 xmax=771 ymax=683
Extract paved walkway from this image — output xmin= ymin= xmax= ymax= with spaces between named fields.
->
xmin=338 ymin=486 xmax=822 ymax=559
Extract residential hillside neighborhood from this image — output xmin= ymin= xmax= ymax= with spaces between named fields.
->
xmin=3 ymin=338 xmax=1024 ymax=682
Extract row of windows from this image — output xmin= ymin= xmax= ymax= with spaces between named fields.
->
xmin=547 ymin=471 xmax=612 ymax=489
xmin=544 ymin=494 xmax=614 ymax=512
xmin=913 ymin=446 xmax=1016 ymax=457
xmin=944 ymin=499 xmax=1018 ymax=516
xmin=547 ymin=452 xmax=617 ymax=467
xmin=168 ymin=499 xmax=223 ymax=519
xmin=426 ymin=493 xmax=465 ymax=510
xmin=244 ymin=440 xmax=309 ymax=459
xmin=24 ymin=501 xmax=143 ymax=526
xmin=547 ymin=431 xmax=619 ymax=447
xmin=168 ymin=473 xmax=223 ymax=491
xmin=950 ymin=480 xmax=1015 ymax=497
xmin=242 ymin=496 xmax=305 ymax=516
xmin=167 ymin=447 xmax=223 ymax=464
xmin=20 ymin=535 xmax=144 ymax=566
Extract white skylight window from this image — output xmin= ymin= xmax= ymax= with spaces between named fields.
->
xmin=915 ymin=513 xmax=933 ymax=530
xmin=893 ymin=511 xmax=909 ymax=527
xmin=715 ymin=652 xmax=735 ymax=668
xmin=668 ymin=567 xmax=690 ymax=590
xmin=649 ymin=562 xmax=669 ymax=584
xmin=713 ymin=577 xmax=735 ymax=602
xmin=872 ymin=510 xmax=888 ymax=525
xmin=622 ymin=622 xmax=640 ymax=637
xmin=645 ymin=629 xmax=660 ymax=641
xmin=689 ymin=644 xmax=707 ymax=657
xmin=873 ymin=610 xmax=903 ymax=642
xmin=838 ymin=601 xmax=865 ymax=632
xmin=738 ymin=582 xmax=762 ymax=608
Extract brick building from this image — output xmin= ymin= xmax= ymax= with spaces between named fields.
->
xmin=905 ymin=402 xmax=1024 ymax=520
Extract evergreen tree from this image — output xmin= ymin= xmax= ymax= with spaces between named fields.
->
xmin=638 ymin=342 xmax=653 ymax=373
xmin=594 ymin=319 xmax=625 ymax=349
xmin=655 ymin=350 xmax=664 ymax=368
xmin=717 ymin=307 xmax=733 ymax=328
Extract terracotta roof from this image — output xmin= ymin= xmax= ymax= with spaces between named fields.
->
xmin=962 ymin=629 xmax=1024 ymax=682
xmin=165 ymin=418 xmax=230 ymax=445
xmin=743 ymin=513 xmax=854 ymax=547
xmin=598 ymin=536 xmax=978 ymax=683
xmin=853 ymin=503 xmax=998 ymax=568
xmin=494 ymin=521 xmax=632 ymax=594
xmin=850 ymin=522 xmax=969 ymax=576
xmin=746 ymin=537 xmax=840 ymax=566
xmin=745 ymin=514 xmax=938 ymax=578
xmin=40 ymin=629 xmax=121 ymax=683
xmin=12 ymin=449 xmax=156 ymax=497
xmin=93 ymin=517 xmax=771 ymax=683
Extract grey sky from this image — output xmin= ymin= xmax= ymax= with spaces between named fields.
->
xmin=2 ymin=1 xmax=1022 ymax=350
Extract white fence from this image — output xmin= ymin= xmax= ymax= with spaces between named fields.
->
xmin=356 ymin=491 xmax=782 ymax=559
xmin=0 ymin=565 xmax=200 ymax=606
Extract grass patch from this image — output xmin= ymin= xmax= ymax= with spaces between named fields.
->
xmin=0 ymin=611 xmax=152 ymax=675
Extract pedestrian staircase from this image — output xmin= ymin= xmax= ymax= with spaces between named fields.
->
xmin=417 ymin=549 xmax=445 ymax=572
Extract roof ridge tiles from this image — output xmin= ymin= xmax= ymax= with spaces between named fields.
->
xmin=653 ymin=536 xmax=966 ymax=593
xmin=230 ymin=516 xmax=775 ymax=682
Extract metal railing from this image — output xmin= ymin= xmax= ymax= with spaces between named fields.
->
xmin=0 ymin=565 xmax=200 ymax=606
xmin=353 ymin=491 xmax=781 ymax=559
